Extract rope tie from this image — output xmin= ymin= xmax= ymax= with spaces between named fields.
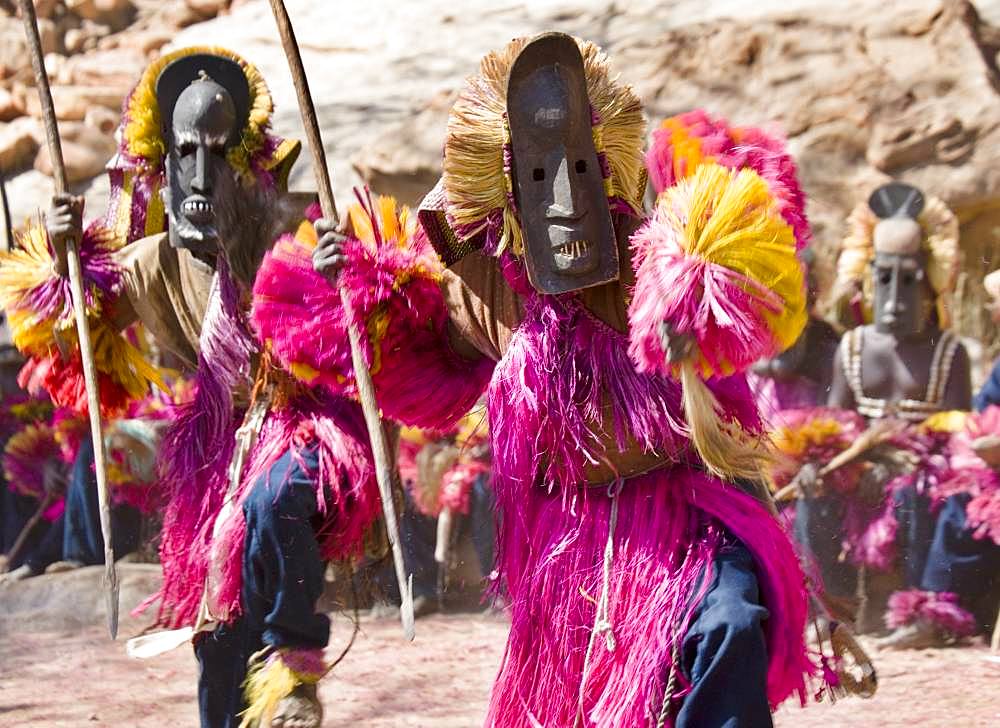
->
xmin=655 ymin=637 xmax=681 ymax=728
xmin=575 ymin=480 xmax=622 ymax=726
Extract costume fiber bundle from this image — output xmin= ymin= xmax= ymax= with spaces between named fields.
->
xmin=252 ymin=194 xmax=493 ymax=431
xmin=629 ymin=162 xmax=807 ymax=480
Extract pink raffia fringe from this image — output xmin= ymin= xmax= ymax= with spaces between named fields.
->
xmin=936 ymin=405 xmax=1000 ymax=545
xmin=645 ymin=108 xmax=810 ymax=250
xmin=885 ymin=589 xmax=976 ymax=638
xmin=487 ymin=466 xmax=813 ymax=727
xmin=483 ymin=262 xmax=810 ymax=726
xmin=252 ymin=207 xmax=493 ymax=432
xmin=142 ymin=255 xmax=380 ymax=629
xmin=439 ymin=459 xmax=488 ymax=515
xmin=627 ymin=202 xmax=788 ymax=379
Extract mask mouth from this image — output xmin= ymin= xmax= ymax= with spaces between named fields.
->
xmin=553 ymin=239 xmax=591 ymax=261
xmin=181 ymin=195 xmax=215 ymax=225
xmin=552 ymin=238 xmax=597 ymax=274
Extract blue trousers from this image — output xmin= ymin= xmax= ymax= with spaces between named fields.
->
xmin=194 ymin=447 xmax=329 ymax=728
xmin=677 ymin=541 xmax=773 ymax=728
xmin=379 ymin=472 xmax=495 ymax=602
xmin=60 ymin=436 xmax=141 ymax=566
xmin=793 ymin=493 xmax=858 ymax=600
xmin=921 ymin=494 xmax=1000 ymax=629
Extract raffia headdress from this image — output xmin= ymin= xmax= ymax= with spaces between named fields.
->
xmin=831 ymin=191 xmax=959 ymax=328
xmin=421 ymin=35 xmax=646 ymax=265
xmin=105 ymin=46 xmax=300 ymax=249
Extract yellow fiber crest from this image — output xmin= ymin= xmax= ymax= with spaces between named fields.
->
xmin=662 ymin=162 xmax=807 ymax=374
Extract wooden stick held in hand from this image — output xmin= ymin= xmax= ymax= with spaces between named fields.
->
xmin=266 ymin=0 xmax=415 ymax=641
xmin=0 ymin=172 xmax=12 ymax=253
xmin=17 ymin=0 xmax=118 ymax=639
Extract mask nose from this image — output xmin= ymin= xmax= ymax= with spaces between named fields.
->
xmin=191 ymin=145 xmax=212 ymax=195
xmin=885 ymin=268 xmax=906 ymax=314
xmin=546 ymin=154 xmax=580 ymax=219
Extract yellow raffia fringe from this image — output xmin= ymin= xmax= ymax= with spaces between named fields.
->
xmin=681 ymin=362 xmax=772 ymax=482
xmin=772 ymin=417 xmax=845 ymax=458
xmin=660 ymin=164 xmax=804 ymax=481
xmin=831 ymin=194 xmax=959 ymax=329
xmin=239 ymin=656 xmax=320 ymax=728
xmin=920 ymin=409 xmax=968 ymax=434
xmin=0 ymin=221 xmax=121 ymax=355
xmin=0 ymin=223 xmax=62 ymax=314
xmin=90 ymin=321 xmax=166 ymax=397
xmin=666 ymin=163 xmax=807 ymax=377
xmin=123 ymin=46 xmax=275 ymax=182
xmin=442 ymin=35 xmax=646 ymax=256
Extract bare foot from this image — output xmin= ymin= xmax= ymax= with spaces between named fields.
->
xmin=0 ymin=564 xmax=35 ymax=585
xmin=877 ymin=621 xmax=948 ymax=651
xmin=45 ymin=560 xmax=84 ymax=574
xmin=270 ymin=683 xmax=322 ymax=728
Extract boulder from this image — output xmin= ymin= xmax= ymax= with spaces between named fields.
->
xmin=65 ymin=0 xmax=137 ymax=32
xmin=60 ymin=47 xmax=146 ymax=87
xmin=0 ymin=117 xmax=41 ymax=173
xmin=0 ymin=85 xmax=24 ymax=122
xmin=0 ymin=15 xmax=58 ymax=82
xmin=0 ymin=564 xmax=162 ymax=636
xmin=122 ymin=29 xmax=172 ymax=56
xmin=185 ymin=0 xmax=230 ymax=20
xmin=32 ymin=0 xmax=61 ymax=20
xmin=33 ymin=119 xmax=116 ymax=183
xmin=351 ymin=92 xmax=455 ymax=208
xmin=83 ymin=105 xmax=119 ymax=135
xmin=24 ymin=84 xmax=127 ymax=121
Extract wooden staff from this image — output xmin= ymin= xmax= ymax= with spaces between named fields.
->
xmin=266 ymin=0 xmax=414 ymax=641
xmin=17 ymin=0 xmax=118 ymax=638
xmin=0 ymin=171 xmax=12 ymax=252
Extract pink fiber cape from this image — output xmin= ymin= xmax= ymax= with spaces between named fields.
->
xmin=258 ymin=195 xmax=815 ymax=723
xmin=885 ymin=589 xmax=976 ymax=638
xmin=145 ymin=251 xmax=381 ymax=630
xmin=484 ymin=267 xmax=811 ymax=726
xmin=251 ymin=216 xmax=493 ymax=432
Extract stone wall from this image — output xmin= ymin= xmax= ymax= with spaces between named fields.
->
xmin=4 ymin=0 xmax=999 ymax=367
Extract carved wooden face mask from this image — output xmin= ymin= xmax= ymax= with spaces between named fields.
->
xmin=506 ymin=33 xmax=618 ymax=295
xmin=869 ymin=182 xmax=933 ymax=337
xmin=156 ymin=54 xmax=250 ymax=260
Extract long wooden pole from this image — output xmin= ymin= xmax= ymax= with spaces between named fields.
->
xmin=266 ymin=0 xmax=414 ymax=641
xmin=0 ymin=171 xmax=12 ymax=252
xmin=17 ymin=0 xmax=118 ymax=639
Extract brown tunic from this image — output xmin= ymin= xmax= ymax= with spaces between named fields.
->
xmin=115 ymin=232 xmax=214 ymax=370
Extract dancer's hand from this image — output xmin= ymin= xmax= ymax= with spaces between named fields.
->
xmin=44 ymin=193 xmax=84 ymax=277
xmin=658 ymin=321 xmax=695 ymax=365
xmin=792 ymin=461 xmax=822 ymax=497
xmin=312 ymin=216 xmax=352 ymax=283
xmin=972 ymin=435 xmax=1000 ymax=469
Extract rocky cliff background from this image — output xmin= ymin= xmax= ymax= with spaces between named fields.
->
xmin=2 ymin=0 xmax=999 ymax=371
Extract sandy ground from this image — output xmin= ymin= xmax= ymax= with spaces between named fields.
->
xmin=1 ymin=607 xmax=998 ymax=728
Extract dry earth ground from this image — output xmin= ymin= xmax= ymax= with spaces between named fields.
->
xmin=0 ymin=569 xmax=997 ymax=728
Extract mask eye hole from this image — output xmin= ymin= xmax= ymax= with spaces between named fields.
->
xmin=532 ymin=168 xmax=545 ymax=182
xmin=178 ymin=142 xmax=197 ymax=158
xmin=902 ymin=272 xmax=916 ymax=286
xmin=879 ymin=271 xmax=892 ymax=285
xmin=575 ymin=159 xmax=587 ymax=174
